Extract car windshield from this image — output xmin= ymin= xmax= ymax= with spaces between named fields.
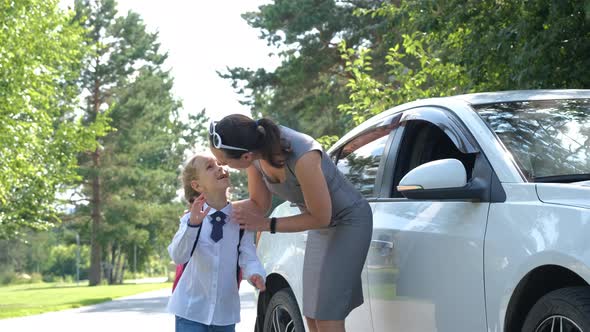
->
xmin=475 ymin=98 xmax=590 ymax=182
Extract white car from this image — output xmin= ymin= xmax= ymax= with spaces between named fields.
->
xmin=254 ymin=90 xmax=590 ymax=332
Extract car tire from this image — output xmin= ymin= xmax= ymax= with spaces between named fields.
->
xmin=262 ymin=288 xmax=305 ymax=332
xmin=522 ymin=286 xmax=590 ymax=332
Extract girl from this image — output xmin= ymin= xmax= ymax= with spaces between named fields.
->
xmin=167 ymin=153 xmax=266 ymax=332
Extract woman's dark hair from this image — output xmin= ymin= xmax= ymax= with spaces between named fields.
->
xmin=212 ymin=114 xmax=289 ymax=168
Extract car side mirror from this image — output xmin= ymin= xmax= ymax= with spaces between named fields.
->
xmin=397 ymin=159 xmax=486 ymax=201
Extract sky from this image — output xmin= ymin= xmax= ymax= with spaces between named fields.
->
xmin=62 ymin=0 xmax=280 ymax=122
xmin=57 ymin=0 xmax=280 ymax=204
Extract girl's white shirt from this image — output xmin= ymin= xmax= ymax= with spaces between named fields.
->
xmin=167 ymin=202 xmax=265 ymax=325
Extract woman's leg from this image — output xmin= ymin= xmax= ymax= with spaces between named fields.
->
xmin=303 ymin=204 xmax=372 ymax=331
xmin=306 ymin=317 xmax=345 ymax=332
xmin=306 ymin=317 xmax=318 ymax=332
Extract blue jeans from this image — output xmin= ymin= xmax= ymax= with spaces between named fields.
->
xmin=175 ymin=316 xmax=235 ymax=332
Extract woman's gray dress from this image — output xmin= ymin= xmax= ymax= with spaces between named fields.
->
xmin=254 ymin=126 xmax=373 ymax=320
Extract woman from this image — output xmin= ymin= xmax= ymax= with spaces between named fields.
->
xmin=209 ymin=114 xmax=372 ymax=332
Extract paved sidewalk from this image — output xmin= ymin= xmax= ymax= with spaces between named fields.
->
xmin=0 ymin=283 xmax=258 ymax=332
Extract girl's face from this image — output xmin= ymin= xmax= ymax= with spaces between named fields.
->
xmin=210 ymin=147 xmax=253 ymax=170
xmin=191 ymin=155 xmax=230 ymax=194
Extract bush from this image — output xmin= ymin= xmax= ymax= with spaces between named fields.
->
xmin=43 ymin=244 xmax=90 ymax=280
xmin=30 ymin=273 xmax=43 ymax=283
xmin=0 ymin=268 xmax=17 ymax=285
xmin=11 ymin=273 xmax=34 ymax=285
xmin=42 ymin=274 xmax=57 ymax=283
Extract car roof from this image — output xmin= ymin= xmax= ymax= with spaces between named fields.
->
xmin=329 ymin=89 xmax=590 ymax=153
xmin=449 ymin=89 xmax=590 ymax=105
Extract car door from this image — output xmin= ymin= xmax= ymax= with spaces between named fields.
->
xmin=367 ymin=107 xmax=494 ymax=332
xmin=331 ymin=115 xmax=400 ymax=332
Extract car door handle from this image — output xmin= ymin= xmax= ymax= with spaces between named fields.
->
xmin=371 ymin=240 xmax=394 ymax=250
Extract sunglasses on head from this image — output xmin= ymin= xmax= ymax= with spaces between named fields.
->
xmin=209 ymin=121 xmax=249 ymax=151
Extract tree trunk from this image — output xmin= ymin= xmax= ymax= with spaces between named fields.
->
xmin=108 ymin=242 xmax=116 ymax=284
xmin=117 ymin=254 xmax=127 ymax=284
xmin=113 ymin=244 xmax=122 ymax=284
xmin=88 ymin=152 xmax=103 ymax=286
xmin=121 ymin=256 xmax=127 ymax=283
xmin=88 ymin=75 xmax=103 ymax=286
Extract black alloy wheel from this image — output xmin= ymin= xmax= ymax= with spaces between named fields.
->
xmin=523 ymin=287 xmax=590 ymax=332
xmin=263 ymin=288 xmax=305 ymax=332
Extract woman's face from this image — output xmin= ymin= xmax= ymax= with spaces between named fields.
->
xmin=210 ymin=147 xmax=253 ymax=170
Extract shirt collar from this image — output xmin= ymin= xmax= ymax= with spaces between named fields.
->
xmin=203 ymin=202 xmax=232 ymax=216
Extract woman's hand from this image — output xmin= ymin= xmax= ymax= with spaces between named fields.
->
xmin=232 ymin=201 xmax=269 ymax=232
xmin=249 ymin=274 xmax=266 ymax=292
xmin=189 ymin=194 xmax=211 ymax=226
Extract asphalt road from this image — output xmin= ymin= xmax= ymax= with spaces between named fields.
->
xmin=0 ymin=283 xmax=258 ymax=332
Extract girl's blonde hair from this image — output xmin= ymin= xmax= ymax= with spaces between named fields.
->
xmin=181 ymin=155 xmax=203 ymax=203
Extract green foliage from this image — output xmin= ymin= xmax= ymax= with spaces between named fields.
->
xmin=45 ymin=244 xmax=90 ymax=279
xmin=339 ymin=32 xmax=470 ymax=126
xmin=228 ymin=170 xmax=250 ymax=201
xmin=338 ymin=0 xmax=590 ymax=126
xmin=316 ymin=135 xmax=341 ymax=150
xmin=0 ymin=267 xmax=16 ymax=285
xmin=0 ymin=228 xmax=89 ymax=283
xmin=0 ymin=0 xmax=109 ymax=238
xmin=221 ymin=0 xmax=393 ymax=139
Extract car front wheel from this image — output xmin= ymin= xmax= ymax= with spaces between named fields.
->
xmin=523 ymin=287 xmax=590 ymax=332
xmin=263 ymin=288 xmax=305 ymax=332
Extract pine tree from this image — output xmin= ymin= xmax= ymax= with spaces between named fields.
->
xmin=73 ymin=0 xmax=204 ymax=285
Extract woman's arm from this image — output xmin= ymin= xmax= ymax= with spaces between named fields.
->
xmin=233 ymin=151 xmax=332 ymax=232
xmin=288 ymin=150 xmax=332 ymax=227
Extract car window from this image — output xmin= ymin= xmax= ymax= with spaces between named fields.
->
xmin=390 ymin=120 xmax=477 ymax=198
xmin=475 ymin=99 xmax=590 ymax=181
xmin=336 ymin=126 xmax=392 ymax=197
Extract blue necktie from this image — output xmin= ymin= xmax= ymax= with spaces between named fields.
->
xmin=210 ymin=210 xmax=226 ymax=242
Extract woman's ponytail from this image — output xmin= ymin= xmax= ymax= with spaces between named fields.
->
xmin=255 ymin=118 xmax=285 ymax=168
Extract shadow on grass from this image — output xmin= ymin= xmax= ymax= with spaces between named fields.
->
xmin=16 ymin=282 xmax=166 ymax=292
xmin=70 ymin=298 xmax=114 ymax=307
xmin=18 ymin=285 xmax=82 ymax=292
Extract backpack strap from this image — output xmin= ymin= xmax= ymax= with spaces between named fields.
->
xmin=183 ymin=224 xmax=203 ymax=269
xmin=236 ymin=229 xmax=245 ymax=284
xmin=183 ymin=224 xmax=244 ymax=284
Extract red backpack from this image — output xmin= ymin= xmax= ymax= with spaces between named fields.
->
xmin=172 ymin=226 xmax=245 ymax=292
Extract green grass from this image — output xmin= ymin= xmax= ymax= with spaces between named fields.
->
xmin=0 ymin=281 xmax=172 ymax=319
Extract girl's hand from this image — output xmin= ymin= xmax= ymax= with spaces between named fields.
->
xmin=232 ymin=203 xmax=269 ymax=232
xmin=249 ymin=274 xmax=266 ymax=292
xmin=189 ymin=194 xmax=211 ymax=226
